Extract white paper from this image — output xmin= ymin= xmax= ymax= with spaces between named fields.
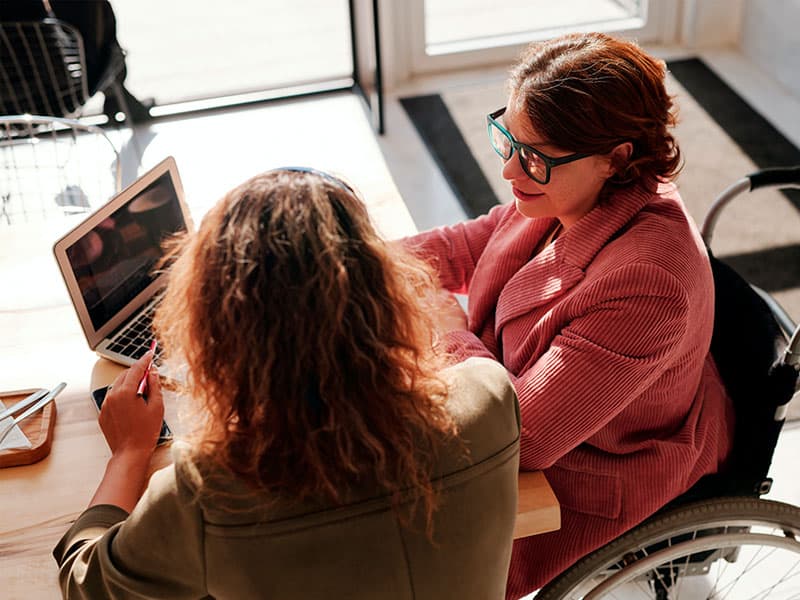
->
xmin=0 ymin=399 xmax=33 ymax=451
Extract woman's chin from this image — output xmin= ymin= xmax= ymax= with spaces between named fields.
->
xmin=514 ymin=197 xmax=547 ymax=219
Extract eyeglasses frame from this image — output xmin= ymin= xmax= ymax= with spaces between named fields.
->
xmin=487 ymin=107 xmax=591 ymax=184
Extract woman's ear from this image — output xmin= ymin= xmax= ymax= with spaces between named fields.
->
xmin=607 ymin=142 xmax=633 ymax=178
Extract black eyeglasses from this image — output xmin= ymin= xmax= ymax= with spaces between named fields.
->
xmin=487 ymin=107 xmax=591 ymax=184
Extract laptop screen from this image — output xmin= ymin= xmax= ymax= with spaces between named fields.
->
xmin=64 ymin=172 xmax=188 ymax=330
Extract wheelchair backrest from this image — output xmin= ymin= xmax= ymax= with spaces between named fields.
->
xmin=703 ymin=250 xmax=796 ymax=496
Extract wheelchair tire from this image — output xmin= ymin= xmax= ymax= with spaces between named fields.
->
xmin=535 ymin=497 xmax=800 ymax=600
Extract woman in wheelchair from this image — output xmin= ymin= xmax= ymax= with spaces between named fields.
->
xmin=53 ymin=169 xmax=522 ymax=599
xmin=403 ymin=32 xmax=737 ymax=598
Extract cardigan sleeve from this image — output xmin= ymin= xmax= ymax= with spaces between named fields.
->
xmin=53 ymin=464 xmax=207 ymax=599
xmin=403 ymin=203 xmax=508 ymax=294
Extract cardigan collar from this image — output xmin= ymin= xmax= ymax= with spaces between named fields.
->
xmin=493 ymin=182 xmax=660 ymax=330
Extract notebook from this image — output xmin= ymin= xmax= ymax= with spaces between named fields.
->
xmin=53 ymin=156 xmax=193 ymax=366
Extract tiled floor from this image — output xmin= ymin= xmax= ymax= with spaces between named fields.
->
xmin=101 ymin=92 xmax=418 ymax=239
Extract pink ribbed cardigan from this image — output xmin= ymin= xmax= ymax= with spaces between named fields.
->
xmin=405 ymin=182 xmax=735 ymax=598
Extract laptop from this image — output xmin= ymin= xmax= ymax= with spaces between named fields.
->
xmin=53 ymin=156 xmax=193 ymax=366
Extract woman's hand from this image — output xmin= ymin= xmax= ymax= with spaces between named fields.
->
xmin=100 ymin=351 xmax=164 ymax=460
xmin=434 ymin=290 xmax=468 ymax=333
xmin=89 ymin=351 xmax=165 ymax=512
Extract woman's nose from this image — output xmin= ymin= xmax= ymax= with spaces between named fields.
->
xmin=501 ymin=153 xmax=523 ymax=181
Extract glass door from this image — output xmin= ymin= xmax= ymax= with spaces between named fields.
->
xmin=111 ymin=0 xmax=354 ymax=113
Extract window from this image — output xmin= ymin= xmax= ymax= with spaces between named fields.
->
xmin=425 ymin=0 xmax=648 ymax=55
xmin=113 ymin=0 xmax=353 ymax=110
xmin=385 ymin=0 xmax=677 ymax=81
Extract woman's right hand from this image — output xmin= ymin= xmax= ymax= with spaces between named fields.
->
xmin=100 ymin=352 xmax=165 ymax=461
xmin=88 ymin=352 xmax=165 ymax=512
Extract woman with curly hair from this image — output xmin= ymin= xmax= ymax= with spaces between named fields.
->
xmin=403 ymin=32 xmax=735 ymax=598
xmin=53 ymin=168 xmax=521 ymax=599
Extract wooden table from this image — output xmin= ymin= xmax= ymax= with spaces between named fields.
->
xmin=0 ymin=190 xmax=558 ymax=599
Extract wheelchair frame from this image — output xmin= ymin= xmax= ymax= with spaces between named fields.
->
xmin=535 ymin=166 xmax=800 ymax=600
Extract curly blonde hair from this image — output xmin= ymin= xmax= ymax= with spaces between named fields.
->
xmin=154 ymin=168 xmax=456 ymax=526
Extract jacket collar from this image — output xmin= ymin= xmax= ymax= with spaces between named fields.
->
xmin=493 ymin=183 xmax=658 ymax=330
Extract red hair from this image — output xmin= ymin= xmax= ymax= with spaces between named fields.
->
xmin=509 ymin=32 xmax=681 ymax=186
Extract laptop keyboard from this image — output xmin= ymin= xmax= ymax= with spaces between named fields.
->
xmin=106 ymin=302 xmax=160 ymax=361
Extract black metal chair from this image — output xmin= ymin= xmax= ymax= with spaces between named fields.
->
xmin=0 ymin=115 xmax=120 ymax=225
xmin=0 ymin=0 xmax=149 ymax=123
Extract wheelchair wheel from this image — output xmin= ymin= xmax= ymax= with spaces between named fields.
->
xmin=536 ymin=497 xmax=800 ymax=599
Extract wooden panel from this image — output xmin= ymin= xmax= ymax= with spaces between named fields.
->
xmin=514 ymin=470 xmax=561 ymax=539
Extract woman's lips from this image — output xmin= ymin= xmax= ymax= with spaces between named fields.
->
xmin=512 ymin=187 xmax=544 ymax=202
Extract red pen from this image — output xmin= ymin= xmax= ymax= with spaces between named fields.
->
xmin=136 ymin=340 xmax=158 ymax=397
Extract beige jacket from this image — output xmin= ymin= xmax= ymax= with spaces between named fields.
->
xmin=54 ymin=357 xmax=521 ymax=599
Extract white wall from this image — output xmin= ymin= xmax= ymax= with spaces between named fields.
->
xmin=656 ymin=0 xmax=800 ymax=101
xmin=679 ymin=0 xmax=746 ymax=47
xmin=739 ymin=0 xmax=800 ymax=100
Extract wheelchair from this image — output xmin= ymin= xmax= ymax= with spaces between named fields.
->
xmin=536 ymin=167 xmax=800 ymax=600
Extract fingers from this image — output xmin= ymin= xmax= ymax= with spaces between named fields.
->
xmin=144 ymin=367 xmax=164 ymax=416
xmin=116 ymin=352 xmax=156 ymax=392
xmin=98 ymin=355 xmax=165 ymax=456
xmin=147 ymin=366 xmax=162 ymax=395
xmin=110 ymin=368 xmax=127 ymax=391
xmin=105 ymin=352 xmax=158 ymax=409
xmin=128 ymin=351 xmax=154 ymax=384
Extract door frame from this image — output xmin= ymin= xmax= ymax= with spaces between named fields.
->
xmin=379 ymin=0 xmax=681 ymax=89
